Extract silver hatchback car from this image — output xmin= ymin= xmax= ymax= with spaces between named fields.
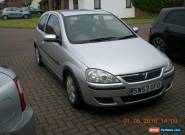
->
xmin=1 ymin=7 xmax=30 ymax=20
xmin=34 ymin=10 xmax=175 ymax=108
xmin=0 ymin=66 xmax=36 ymax=135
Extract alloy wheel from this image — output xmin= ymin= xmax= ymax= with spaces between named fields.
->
xmin=66 ymin=76 xmax=76 ymax=103
xmin=3 ymin=16 xmax=8 ymax=20
xmin=35 ymin=48 xmax=40 ymax=64
xmin=24 ymin=15 xmax=29 ymax=19
xmin=152 ymin=37 xmax=166 ymax=52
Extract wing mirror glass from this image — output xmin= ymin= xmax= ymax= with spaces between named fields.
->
xmin=132 ymin=26 xmax=139 ymax=33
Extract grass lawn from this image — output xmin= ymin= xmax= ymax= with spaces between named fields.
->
xmin=124 ymin=17 xmax=155 ymax=25
xmin=0 ymin=18 xmax=38 ymax=29
xmin=0 ymin=17 xmax=154 ymax=29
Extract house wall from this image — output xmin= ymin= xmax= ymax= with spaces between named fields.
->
xmin=79 ymin=0 xmax=94 ymax=9
xmin=69 ymin=0 xmax=135 ymax=18
xmin=101 ymin=0 xmax=135 ymax=18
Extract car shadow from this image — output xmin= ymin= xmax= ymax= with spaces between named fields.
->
xmin=83 ymin=96 xmax=164 ymax=116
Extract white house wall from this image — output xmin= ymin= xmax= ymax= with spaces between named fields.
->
xmin=79 ymin=0 xmax=94 ymax=9
xmin=101 ymin=0 xmax=135 ymax=18
xmin=69 ymin=0 xmax=135 ymax=18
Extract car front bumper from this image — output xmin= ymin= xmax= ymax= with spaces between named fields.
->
xmin=80 ymin=69 xmax=175 ymax=107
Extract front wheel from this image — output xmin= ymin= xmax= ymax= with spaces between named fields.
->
xmin=65 ymin=72 xmax=83 ymax=108
xmin=35 ymin=47 xmax=44 ymax=66
xmin=23 ymin=14 xmax=29 ymax=19
xmin=151 ymin=36 xmax=167 ymax=53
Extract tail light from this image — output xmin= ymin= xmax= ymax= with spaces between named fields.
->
xmin=14 ymin=78 xmax=26 ymax=112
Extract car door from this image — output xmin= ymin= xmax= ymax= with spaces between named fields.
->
xmin=43 ymin=14 xmax=63 ymax=75
xmin=15 ymin=8 xmax=23 ymax=18
xmin=9 ymin=8 xmax=19 ymax=18
xmin=164 ymin=9 xmax=185 ymax=57
xmin=36 ymin=14 xmax=50 ymax=65
xmin=6 ymin=8 xmax=14 ymax=18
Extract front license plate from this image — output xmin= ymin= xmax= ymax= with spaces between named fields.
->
xmin=129 ymin=81 xmax=162 ymax=96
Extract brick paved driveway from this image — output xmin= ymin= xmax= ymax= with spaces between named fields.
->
xmin=0 ymin=25 xmax=184 ymax=135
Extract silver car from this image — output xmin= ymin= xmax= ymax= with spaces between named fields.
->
xmin=1 ymin=7 xmax=30 ymax=20
xmin=0 ymin=66 xmax=36 ymax=135
xmin=34 ymin=10 xmax=175 ymax=108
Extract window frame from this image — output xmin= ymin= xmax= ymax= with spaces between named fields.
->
xmin=126 ymin=0 xmax=132 ymax=8
xmin=45 ymin=13 xmax=62 ymax=44
xmin=38 ymin=14 xmax=49 ymax=32
xmin=94 ymin=0 xmax=101 ymax=9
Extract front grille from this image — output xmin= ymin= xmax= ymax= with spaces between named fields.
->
xmin=121 ymin=68 xmax=162 ymax=83
xmin=121 ymin=88 xmax=163 ymax=103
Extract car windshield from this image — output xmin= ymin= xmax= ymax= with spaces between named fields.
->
xmin=64 ymin=14 xmax=136 ymax=44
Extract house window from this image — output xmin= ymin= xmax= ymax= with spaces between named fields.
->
xmin=73 ymin=0 xmax=78 ymax=9
xmin=94 ymin=0 xmax=101 ymax=9
xmin=126 ymin=0 xmax=132 ymax=8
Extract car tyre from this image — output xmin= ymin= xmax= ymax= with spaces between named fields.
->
xmin=35 ymin=47 xmax=44 ymax=66
xmin=23 ymin=14 xmax=29 ymax=19
xmin=151 ymin=36 xmax=167 ymax=53
xmin=65 ymin=72 xmax=83 ymax=109
xmin=2 ymin=15 xmax=8 ymax=20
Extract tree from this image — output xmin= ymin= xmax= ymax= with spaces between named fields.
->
xmin=131 ymin=0 xmax=184 ymax=13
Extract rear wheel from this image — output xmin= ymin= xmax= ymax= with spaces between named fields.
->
xmin=23 ymin=14 xmax=29 ymax=19
xmin=65 ymin=72 xmax=83 ymax=109
xmin=151 ymin=36 xmax=167 ymax=53
xmin=2 ymin=15 xmax=8 ymax=20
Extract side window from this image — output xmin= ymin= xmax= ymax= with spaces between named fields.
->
xmin=165 ymin=10 xmax=185 ymax=27
xmin=5 ymin=8 xmax=11 ymax=11
xmin=45 ymin=15 xmax=61 ymax=37
xmin=38 ymin=14 xmax=49 ymax=31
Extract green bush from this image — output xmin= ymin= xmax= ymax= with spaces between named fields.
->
xmin=131 ymin=0 xmax=184 ymax=13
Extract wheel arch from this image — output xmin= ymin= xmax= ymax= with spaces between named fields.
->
xmin=33 ymin=42 xmax=37 ymax=48
xmin=62 ymin=66 xmax=74 ymax=83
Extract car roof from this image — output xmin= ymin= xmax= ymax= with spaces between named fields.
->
xmin=54 ymin=10 xmax=110 ymax=16
xmin=155 ymin=7 xmax=185 ymax=23
xmin=161 ymin=7 xmax=185 ymax=14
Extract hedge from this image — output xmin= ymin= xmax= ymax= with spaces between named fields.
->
xmin=131 ymin=0 xmax=184 ymax=13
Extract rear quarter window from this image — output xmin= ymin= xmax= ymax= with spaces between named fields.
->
xmin=165 ymin=10 xmax=185 ymax=27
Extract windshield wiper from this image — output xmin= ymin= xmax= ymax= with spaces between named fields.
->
xmin=86 ymin=37 xmax=118 ymax=43
xmin=74 ymin=35 xmax=137 ymax=44
xmin=116 ymin=35 xmax=137 ymax=40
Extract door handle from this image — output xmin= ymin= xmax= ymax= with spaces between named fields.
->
xmin=42 ymin=40 xmax=45 ymax=44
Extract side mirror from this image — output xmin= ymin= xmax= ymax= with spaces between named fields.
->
xmin=132 ymin=26 xmax=139 ymax=33
xmin=44 ymin=34 xmax=61 ymax=43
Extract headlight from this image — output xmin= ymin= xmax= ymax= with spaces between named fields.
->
xmin=164 ymin=60 xmax=173 ymax=73
xmin=86 ymin=69 xmax=120 ymax=84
